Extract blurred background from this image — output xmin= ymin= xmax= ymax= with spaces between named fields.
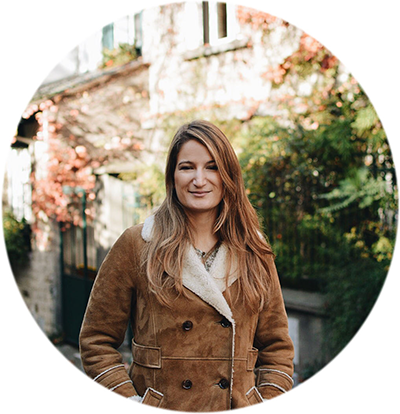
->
xmin=2 ymin=1 xmax=397 ymax=387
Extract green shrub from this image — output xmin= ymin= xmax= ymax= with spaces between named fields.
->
xmin=100 ymin=43 xmax=137 ymax=69
xmin=2 ymin=210 xmax=31 ymax=267
xmin=322 ymin=243 xmax=388 ymax=358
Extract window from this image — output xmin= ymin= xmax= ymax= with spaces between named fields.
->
xmin=102 ymin=17 xmax=136 ymax=52
xmin=217 ymin=2 xmax=227 ymax=39
xmin=202 ymin=1 xmax=237 ymax=46
xmin=202 ymin=2 xmax=210 ymax=44
xmin=102 ymin=23 xmax=114 ymax=50
xmin=134 ymin=12 xmax=143 ymax=56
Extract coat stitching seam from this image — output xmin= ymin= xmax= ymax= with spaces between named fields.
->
xmin=258 ymin=368 xmax=294 ymax=384
xmin=258 ymin=382 xmax=287 ymax=393
xmin=93 ymin=364 xmax=125 ymax=382
xmin=110 ymin=379 xmax=133 ymax=391
xmin=161 ymin=356 xmax=245 ymax=361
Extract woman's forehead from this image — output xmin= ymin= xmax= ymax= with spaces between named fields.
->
xmin=177 ymin=139 xmax=214 ymax=161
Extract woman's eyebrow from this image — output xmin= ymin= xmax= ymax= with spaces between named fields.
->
xmin=177 ymin=160 xmax=193 ymax=166
xmin=177 ymin=159 xmax=215 ymax=166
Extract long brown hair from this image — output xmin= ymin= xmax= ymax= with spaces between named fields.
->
xmin=143 ymin=120 xmax=274 ymax=311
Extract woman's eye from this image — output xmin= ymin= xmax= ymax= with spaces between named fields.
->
xmin=207 ymin=164 xmax=218 ymax=170
xmin=179 ymin=165 xmax=192 ymax=170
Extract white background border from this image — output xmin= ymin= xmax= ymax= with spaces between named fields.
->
xmin=1 ymin=1 xmax=399 ymax=413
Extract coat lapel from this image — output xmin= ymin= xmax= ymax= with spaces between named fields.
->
xmin=141 ymin=215 xmax=236 ymax=324
xmin=182 ymin=245 xmax=234 ymax=324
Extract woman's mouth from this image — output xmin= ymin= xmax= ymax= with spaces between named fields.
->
xmin=189 ymin=191 xmax=210 ymax=197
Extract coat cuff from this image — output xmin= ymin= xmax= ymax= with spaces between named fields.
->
xmin=92 ymin=364 xmax=138 ymax=398
xmin=256 ymin=368 xmax=294 ymax=400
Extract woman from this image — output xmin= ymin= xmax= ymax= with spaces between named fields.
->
xmin=79 ymin=120 xmax=294 ymax=411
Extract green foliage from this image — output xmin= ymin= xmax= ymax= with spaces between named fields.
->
xmin=321 ymin=239 xmax=388 ymax=357
xmin=100 ymin=43 xmax=137 ymax=69
xmin=237 ymin=108 xmax=396 ymax=358
xmin=235 ymin=43 xmax=397 ymax=362
xmin=318 ymin=168 xmax=387 ymax=213
xmin=2 ymin=210 xmax=31 ymax=267
xmin=119 ymin=163 xmax=166 ymax=213
xmin=236 ymin=75 xmax=397 ymax=288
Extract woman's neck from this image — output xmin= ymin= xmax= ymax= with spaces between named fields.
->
xmin=186 ymin=210 xmax=219 ymax=253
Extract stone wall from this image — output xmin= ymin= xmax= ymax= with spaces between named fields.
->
xmin=12 ymin=220 xmax=61 ymax=338
xmin=283 ymin=288 xmax=329 ymax=382
xmin=141 ymin=3 xmax=303 ymax=120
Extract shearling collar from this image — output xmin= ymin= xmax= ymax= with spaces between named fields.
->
xmin=141 ymin=214 xmax=155 ymax=242
xmin=141 ymin=215 xmax=237 ymax=324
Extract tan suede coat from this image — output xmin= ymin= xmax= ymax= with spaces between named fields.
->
xmin=79 ymin=217 xmax=294 ymax=411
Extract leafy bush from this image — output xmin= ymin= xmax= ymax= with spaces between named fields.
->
xmin=321 ymin=240 xmax=388 ymax=357
xmin=100 ymin=43 xmax=137 ymax=69
xmin=2 ymin=210 xmax=31 ymax=267
xmin=234 ymin=76 xmax=397 ymax=361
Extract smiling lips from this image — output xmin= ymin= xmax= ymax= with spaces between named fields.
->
xmin=189 ymin=191 xmax=211 ymax=197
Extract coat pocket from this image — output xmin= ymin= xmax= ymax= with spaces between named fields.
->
xmin=142 ymin=387 xmax=164 ymax=407
xmin=246 ymin=386 xmax=263 ymax=405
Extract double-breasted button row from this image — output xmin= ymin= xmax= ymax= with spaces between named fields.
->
xmin=181 ymin=378 xmax=230 ymax=390
xmin=182 ymin=318 xmax=231 ymax=331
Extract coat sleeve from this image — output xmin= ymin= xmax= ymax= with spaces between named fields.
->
xmin=253 ymin=255 xmax=295 ymax=400
xmin=79 ymin=227 xmax=139 ymax=398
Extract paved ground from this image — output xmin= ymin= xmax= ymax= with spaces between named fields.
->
xmin=55 ymin=343 xmax=84 ymax=371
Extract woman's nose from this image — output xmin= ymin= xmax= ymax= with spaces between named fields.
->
xmin=193 ymin=169 xmax=206 ymax=186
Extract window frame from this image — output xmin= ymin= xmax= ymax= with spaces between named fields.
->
xmin=203 ymin=1 xmax=238 ymax=46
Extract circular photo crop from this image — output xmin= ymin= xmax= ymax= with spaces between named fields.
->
xmin=2 ymin=1 xmax=398 ymax=412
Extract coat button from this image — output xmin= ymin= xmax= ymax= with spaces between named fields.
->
xmin=182 ymin=379 xmax=192 ymax=389
xmin=182 ymin=320 xmax=193 ymax=331
xmin=218 ymin=378 xmax=230 ymax=389
xmin=220 ymin=317 xmax=231 ymax=328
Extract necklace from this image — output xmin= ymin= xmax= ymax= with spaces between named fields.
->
xmin=194 ymin=243 xmax=221 ymax=272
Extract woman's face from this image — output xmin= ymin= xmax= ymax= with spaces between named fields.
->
xmin=174 ymin=139 xmax=223 ymax=217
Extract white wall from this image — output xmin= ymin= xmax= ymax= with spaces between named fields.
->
xmin=40 ymin=15 xmax=135 ymax=85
